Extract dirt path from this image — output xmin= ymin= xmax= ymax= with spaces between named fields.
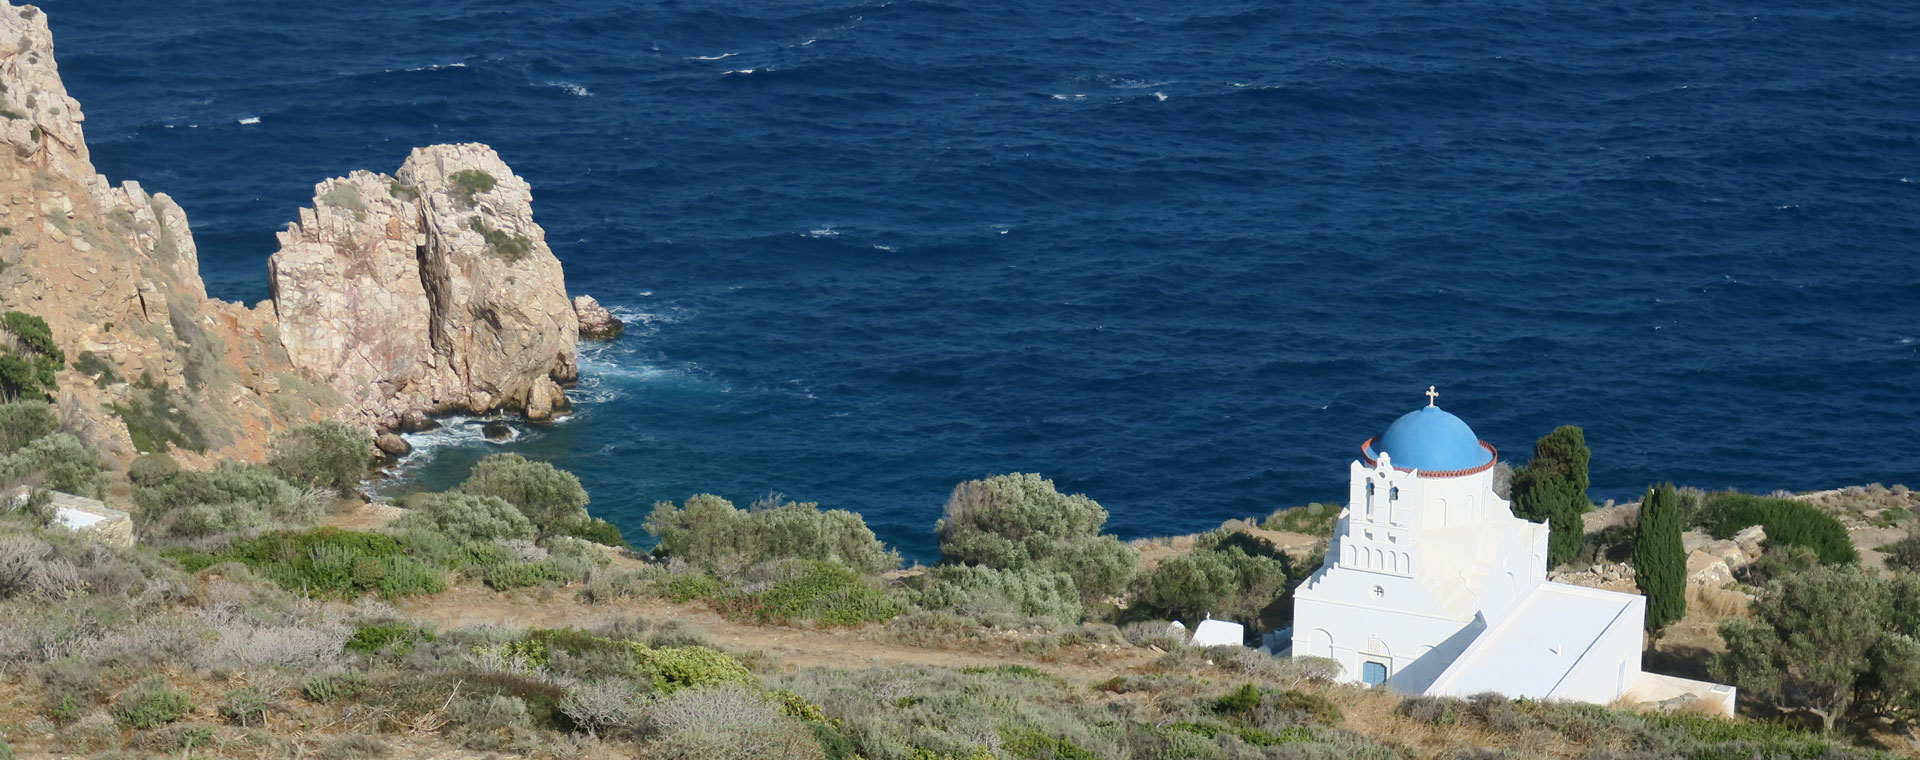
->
xmin=392 ymin=584 xmax=1154 ymax=684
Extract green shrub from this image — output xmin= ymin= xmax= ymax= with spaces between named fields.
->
xmin=562 ymin=515 xmax=627 ymax=547
xmin=0 ymin=432 xmax=104 ymax=498
xmin=999 ymin=727 xmax=1096 ymax=760
xmin=721 ymin=561 xmax=899 ymax=626
xmin=108 ymin=375 xmax=208 ymax=453
xmin=908 ymin=564 xmax=1083 ymax=625
xmin=484 ymin=560 xmax=568 ymax=590
xmin=1698 ymin=492 xmax=1857 ymax=564
xmin=467 ymin=217 xmax=533 ymax=261
xmin=1264 ymin=502 xmax=1341 ymax=536
xmin=1884 ymin=523 xmax=1920 ymax=573
xmin=1214 ymin=683 xmax=1262 ymax=714
xmin=269 ymin=420 xmax=371 ymax=493
xmin=211 ymin=528 xmax=445 ymax=599
xmin=458 ymin=453 xmax=590 ymax=536
xmin=127 ymin=452 xmax=179 ymax=487
xmin=304 ymin=670 xmax=369 ymax=704
xmin=111 ymin=679 xmax=191 ymax=728
xmin=1273 ymin=689 xmax=1343 ymax=725
xmin=133 ymin=462 xmax=314 ymax=541
xmin=646 ymin=493 xmax=899 ymax=577
xmin=70 ymin=350 xmax=119 ymax=385
xmin=221 ymin=686 xmax=270 ymax=727
xmin=398 ymin=492 xmax=536 ymax=542
xmin=661 ymin=572 xmax=726 ymax=602
xmin=0 ymin=399 xmax=56 ymax=454
xmin=448 ymin=169 xmax=496 ymax=207
xmin=346 ymin=623 xmax=434 ymax=655
xmin=0 ymin=311 xmax=62 ymax=400
xmin=934 ymin=473 xmax=1140 ymax=602
xmin=1133 ymin=532 xmax=1292 ymax=629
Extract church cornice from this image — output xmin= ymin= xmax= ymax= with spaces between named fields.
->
xmin=1360 ymin=438 xmax=1499 ymax=478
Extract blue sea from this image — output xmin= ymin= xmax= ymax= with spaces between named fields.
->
xmin=42 ymin=0 xmax=1920 ymax=560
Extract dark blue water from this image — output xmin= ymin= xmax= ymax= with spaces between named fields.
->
xmin=42 ymin=0 xmax=1920 ymax=560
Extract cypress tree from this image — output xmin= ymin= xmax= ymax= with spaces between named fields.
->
xmin=1512 ymin=466 xmax=1583 ymax=568
xmin=1634 ymin=483 xmax=1687 ymax=631
xmin=1530 ymin=425 xmax=1593 ymax=509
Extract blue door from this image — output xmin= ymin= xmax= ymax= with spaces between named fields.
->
xmin=1361 ymin=661 xmax=1388 ymax=686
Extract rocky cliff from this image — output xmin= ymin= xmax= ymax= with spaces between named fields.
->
xmin=268 ymin=145 xmax=578 ymax=430
xmin=0 ymin=2 xmax=588 ymax=467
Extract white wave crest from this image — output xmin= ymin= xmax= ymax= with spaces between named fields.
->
xmin=688 ymin=52 xmax=739 ymax=61
xmin=237 ymin=116 xmax=261 ymax=125
xmin=545 ymin=81 xmax=593 ymax=97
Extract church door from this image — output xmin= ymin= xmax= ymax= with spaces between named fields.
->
xmin=1361 ymin=661 xmax=1388 ymax=686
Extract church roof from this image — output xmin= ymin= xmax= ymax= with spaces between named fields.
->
xmin=1367 ymin=405 xmax=1493 ymax=473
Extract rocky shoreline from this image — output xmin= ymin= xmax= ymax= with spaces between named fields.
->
xmin=0 ymin=6 xmax=619 ymax=468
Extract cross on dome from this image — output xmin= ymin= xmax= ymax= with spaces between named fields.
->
xmin=1425 ymin=385 xmax=1439 ymax=407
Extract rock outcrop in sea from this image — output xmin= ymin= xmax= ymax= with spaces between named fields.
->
xmin=269 ymin=144 xmax=579 ymax=429
xmin=0 ymin=2 xmax=596 ymax=467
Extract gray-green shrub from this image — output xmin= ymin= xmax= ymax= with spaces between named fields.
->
xmin=645 ymin=683 xmax=825 ymax=760
xmin=935 ymin=473 xmax=1140 ymax=603
xmin=0 ymin=432 xmax=104 ymax=498
xmin=458 ymin=453 xmax=589 ymax=537
xmin=907 ymin=564 xmax=1084 ymax=626
xmin=646 ymin=493 xmax=899 ymax=577
xmin=269 ymin=420 xmax=372 ymax=493
xmin=397 ymin=492 xmax=536 ymax=543
xmin=0 ymin=400 xmax=56 ymax=454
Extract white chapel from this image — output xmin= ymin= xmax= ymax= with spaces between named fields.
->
xmin=1289 ymin=389 xmax=1735 ymax=709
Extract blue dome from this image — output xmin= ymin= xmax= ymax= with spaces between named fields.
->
xmin=1369 ymin=406 xmax=1492 ymax=472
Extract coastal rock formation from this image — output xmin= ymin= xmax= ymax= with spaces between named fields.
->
xmin=573 ymin=295 xmax=624 ymax=340
xmin=268 ymin=145 xmax=580 ymax=428
xmin=0 ymin=2 xmax=596 ymax=469
xmin=0 ymin=4 xmax=322 ymax=466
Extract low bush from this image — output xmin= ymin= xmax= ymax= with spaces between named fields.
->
xmin=0 ymin=399 xmax=56 ymax=454
xmin=133 ymin=461 xmax=317 ymax=542
xmin=484 ymin=560 xmax=568 ymax=590
xmin=269 ymin=420 xmax=372 ymax=493
xmin=345 ymin=623 xmax=434 ymax=655
xmin=0 ymin=432 xmax=105 ymax=498
xmin=907 ymin=564 xmax=1083 ymax=626
xmin=934 ymin=474 xmax=1141 ymax=603
xmin=647 ymin=494 xmax=900 ymax=577
xmin=1697 ymin=492 xmax=1857 ymax=564
xmin=458 ymin=453 xmax=590 ymax=536
xmin=719 ymin=561 xmax=899 ymax=626
xmin=111 ymin=679 xmax=191 ymax=728
xmin=304 ymin=670 xmax=369 ymax=704
xmin=108 ymin=375 xmax=209 ymax=453
xmin=1263 ymin=502 xmax=1341 ymax=536
xmin=646 ymin=683 xmax=826 ymax=760
xmin=182 ymin=528 xmax=445 ymax=599
xmin=397 ymin=492 xmax=536 ymax=542
xmin=1132 ymin=530 xmax=1293 ymax=629
xmin=221 ymin=686 xmax=270 ymax=727
xmin=448 ymin=169 xmax=496 ymax=207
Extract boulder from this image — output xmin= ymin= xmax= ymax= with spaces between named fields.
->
xmin=375 ymin=433 xmax=412 ymax=457
xmin=483 ymin=421 xmax=514 ymax=442
xmin=1732 ymin=525 xmax=1767 ymax=558
xmin=1686 ymin=550 xmax=1735 ymax=587
xmin=573 ymin=294 xmax=625 ymax=340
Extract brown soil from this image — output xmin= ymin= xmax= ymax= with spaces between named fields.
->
xmin=392 ymin=583 xmax=1156 ymax=685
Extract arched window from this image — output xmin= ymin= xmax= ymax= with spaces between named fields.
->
xmin=1389 ymin=485 xmax=1399 ymax=501
xmin=1365 ymin=479 xmax=1375 ymax=518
